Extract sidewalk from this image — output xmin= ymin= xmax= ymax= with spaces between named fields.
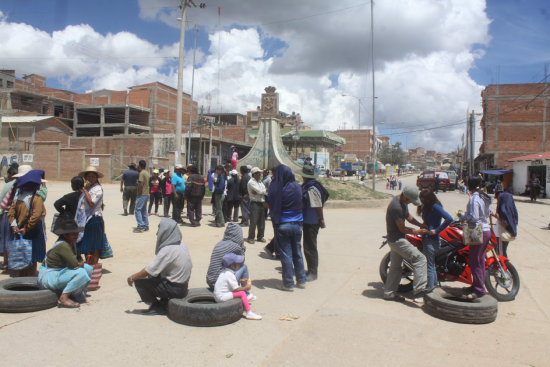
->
xmin=513 ymin=194 xmax=550 ymax=206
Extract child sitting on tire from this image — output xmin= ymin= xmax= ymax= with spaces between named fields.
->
xmin=214 ymin=253 xmax=261 ymax=320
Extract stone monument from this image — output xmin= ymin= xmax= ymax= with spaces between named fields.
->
xmin=236 ymin=86 xmax=303 ymax=173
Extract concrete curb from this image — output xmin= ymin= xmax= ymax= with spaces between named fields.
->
xmin=325 ymin=198 xmax=390 ymax=209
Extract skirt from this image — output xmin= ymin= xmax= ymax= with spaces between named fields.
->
xmin=0 ymin=212 xmax=10 ymax=254
xmin=38 ymin=264 xmax=93 ymax=294
xmin=19 ymin=220 xmax=46 ymax=263
xmin=78 ymin=216 xmax=105 ymax=254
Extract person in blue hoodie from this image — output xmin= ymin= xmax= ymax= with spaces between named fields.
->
xmin=212 ymin=165 xmax=226 ymax=227
xmin=417 ymin=189 xmax=452 ymax=292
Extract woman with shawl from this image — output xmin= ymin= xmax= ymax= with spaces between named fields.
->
xmin=8 ymin=169 xmax=47 ymax=276
xmin=494 ymin=187 xmax=518 ymax=257
xmin=127 ymin=218 xmax=193 ymax=315
xmin=77 ymin=166 xmax=105 ymax=265
xmin=267 ymin=165 xmax=306 ymax=291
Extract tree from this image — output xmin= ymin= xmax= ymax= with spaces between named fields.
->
xmin=378 ymin=142 xmax=406 ymax=166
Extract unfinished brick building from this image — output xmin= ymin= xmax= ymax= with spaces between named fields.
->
xmin=478 ymin=83 xmax=550 ymax=170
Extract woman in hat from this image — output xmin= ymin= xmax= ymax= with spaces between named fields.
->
xmin=0 ymin=164 xmax=19 ymax=269
xmin=8 ymin=169 xmax=47 ymax=276
xmin=38 ymin=215 xmax=93 ymax=308
xmin=77 ymin=166 xmax=105 ymax=265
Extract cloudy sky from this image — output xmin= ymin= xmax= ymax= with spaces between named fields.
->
xmin=1 ymin=0 xmax=549 ymax=153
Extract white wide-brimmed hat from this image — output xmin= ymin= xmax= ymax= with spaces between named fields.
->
xmin=79 ymin=166 xmax=104 ymax=178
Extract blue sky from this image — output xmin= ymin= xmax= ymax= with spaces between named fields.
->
xmin=0 ymin=0 xmax=549 ymax=152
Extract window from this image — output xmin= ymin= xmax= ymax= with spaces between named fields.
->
xmin=6 ymin=80 xmax=14 ymax=88
xmin=21 ymin=96 xmax=32 ymax=106
xmin=0 ymin=79 xmax=3 ymax=88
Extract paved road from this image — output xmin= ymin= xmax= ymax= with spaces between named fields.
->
xmin=1 ymin=177 xmax=549 ymax=366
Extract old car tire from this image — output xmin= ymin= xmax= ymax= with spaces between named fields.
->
xmin=168 ymin=288 xmax=244 ymax=327
xmin=423 ymin=288 xmax=497 ymax=324
xmin=0 ymin=277 xmax=58 ymax=313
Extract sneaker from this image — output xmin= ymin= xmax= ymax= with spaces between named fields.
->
xmin=247 ymin=293 xmax=257 ymax=302
xmin=412 ymin=296 xmax=424 ymax=305
xmin=279 ymin=285 xmax=294 ymax=292
xmin=383 ymin=294 xmax=405 ymax=302
xmin=257 ymin=238 xmax=266 ymax=243
xmin=296 ymin=282 xmax=306 ymax=289
xmin=123 ymin=209 xmax=128 ymax=216
xmin=306 ymin=273 xmax=317 ymax=282
xmin=143 ymin=227 xmax=149 ymax=232
xmin=245 ymin=310 xmax=262 ymax=320
xmin=464 ymin=291 xmax=483 ymax=300
xmin=133 ymin=227 xmax=145 ymax=233
xmin=247 ymin=239 xmax=255 ymax=244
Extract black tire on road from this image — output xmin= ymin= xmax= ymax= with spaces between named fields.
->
xmin=0 ymin=277 xmax=58 ymax=313
xmin=485 ymin=260 xmax=520 ymax=302
xmin=379 ymin=252 xmax=413 ymax=292
xmin=168 ymin=288 xmax=244 ymax=327
xmin=423 ymin=288 xmax=498 ymax=324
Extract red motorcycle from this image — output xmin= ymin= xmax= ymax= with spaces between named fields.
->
xmin=379 ymin=221 xmax=520 ymax=301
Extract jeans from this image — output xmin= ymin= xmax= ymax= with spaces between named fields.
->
xmin=422 ymin=235 xmax=440 ymax=289
xmin=134 ymin=277 xmax=188 ymax=305
xmin=172 ymin=193 xmax=185 ymax=223
xmin=275 ymin=222 xmax=306 ymax=288
xmin=214 ymin=193 xmax=225 ymax=226
xmin=163 ymin=193 xmax=172 ymax=217
xmin=135 ymin=195 xmax=149 ymax=229
xmin=384 ymin=237 xmax=427 ymax=297
xmin=469 ymin=230 xmax=491 ymax=295
xmin=234 ymin=263 xmax=250 ymax=295
xmin=148 ymin=192 xmax=162 ymax=214
xmin=248 ymin=202 xmax=265 ymax=240
xmin=122 ymin=186 xmax=137 ymax=214
xmin=303 ymin=223 xmax=320 ymax=275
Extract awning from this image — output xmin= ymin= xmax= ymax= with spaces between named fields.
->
xmin=481 ymin=169 xmax=513 ymax=175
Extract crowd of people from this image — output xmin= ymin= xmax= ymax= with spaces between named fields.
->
xmin=0 ymin=161 xmax=329 ymax=316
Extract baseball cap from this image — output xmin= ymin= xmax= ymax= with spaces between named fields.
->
xmin=222 ymin=253 xmax=245 ymax=268
xmin=402 ymin=186 xmax=421 ymax=206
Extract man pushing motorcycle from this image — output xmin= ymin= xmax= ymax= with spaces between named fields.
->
xmin=383 ymin=186 xmax=428 ymax=303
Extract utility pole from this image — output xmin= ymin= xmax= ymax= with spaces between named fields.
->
xmin=469 ymin=110 xmax=475 ymax=176
xmin=208 ymin=117 xmax=213 ymax=169
xmin=370 ymin=0 xmax=377 ymax=190
xmin=186 ymin=24 xmax=198 ymax=166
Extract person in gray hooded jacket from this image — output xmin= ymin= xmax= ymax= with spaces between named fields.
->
xmin=127 ymin=218 xmax=192 ymax=315
xmin=205 ymin=222 xmax=255 ymax=300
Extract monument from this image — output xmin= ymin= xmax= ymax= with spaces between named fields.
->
xmin=236 ymin=86 xmax=303 ymax=173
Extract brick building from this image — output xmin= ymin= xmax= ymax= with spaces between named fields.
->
xmin=333 ymin=129 xmax=373 ymax=161
xmin=478 ymin=83 xmax=550 ymax=170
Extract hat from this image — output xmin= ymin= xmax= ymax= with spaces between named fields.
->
xmin=403 ymin=186 xmax=421 ymax=206
xmin=159 ymin=167 xmax=165 ymax=170
xmin=128 ymin=162 xmax=137 ymax=169
xmin=52 ymin=215 xmax=85 ymax=235
xmin=305 ymin=157 xmax=312 ymax=160
xmin=153 ymin=169 xmax=159 ymax=174
xmin=230 ymin=169 xmax=238 ymax=175
xmin=175 ymin=164 xmax=184 ymax=169
xmin=301 ymin=165 xmax=316 ymax=179
xmin=13 ymin=164 xmax=32 ymax=178
xmin=251 ymin=167 xmax=262 ymax=174
xmin=246 ymin=165 xmax=252 ymax=170
xmin=222 ymin=253 xmax=245 ymax=268
xmin=17 ymin=169 xmax=45 ymax=187
xmin=79 ymin=166 xmax=104 ymax=178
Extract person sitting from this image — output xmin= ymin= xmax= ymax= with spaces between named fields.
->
xmin=127 ymin=218 xmax=192 ymax=315
xmin=205 ymin=222 xmax=256 ymax=300
xmin=214 ymin=253 xmax=261 ymax=320
xmin=38 ymin=215 xmax=93 ymax=308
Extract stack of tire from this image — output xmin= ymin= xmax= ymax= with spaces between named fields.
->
xmin=168 ymin=288 xmax=244 ymax=327
xmin=0 ymin=277 xmax=57 ymax=313
xmin=423 ymin=288 xmax=498 ymax=324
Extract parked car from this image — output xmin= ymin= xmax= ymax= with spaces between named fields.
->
xmin=416 ymin=170 xmax=451 ymax=191
xmin=333 ymin=168 xmax=343 ymax=177
xmin=446 ymin=170 xmax=458 ymax=189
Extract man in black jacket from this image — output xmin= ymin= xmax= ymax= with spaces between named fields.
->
xmin=239 ymin=165 xmax=251 ymax=226
xmin=184 ymin=164 xmax=205 ymax=227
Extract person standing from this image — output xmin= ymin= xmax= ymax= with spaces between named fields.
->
xmin=383 ymin=186 xmax=428 ymax=303
xmin=212 ymin=165 xmax=226 ymax=227
xmin=247 ymin=167 xmax=266 ymax=244
xmin=148 ymin=169 xmax=162 ymax=216
xmin=262 ymin=169 xmax=272 ymax=218
xmin=231 ymin=146 xmax=239 ymax=170
xmin=0 ymin=164 xmax=18 ymax=269
xmin=163 ymin=171 xmax=172 ymax=218
xmin=134 ymin=160 xmax=150 ymax=233
xmin=127 ymin=218 xmax=192 ymax=315
xmin=239 ymin=165 xmax=251 ymax=226
xmin=301 ymin=165 xmax=328 ymax=282
xmin=417 ymin=189 xmax=452 ymax=292
xmin=528 ymin=173 xmax=541 ymax=202
xmin=460 ymin=176 xmax=492 ymax=300
xmin=120 ymin=163 xmax=138 ymax=216
xmin=267 ymin=164 xmax=306 ymax=291
xmin=171 ymin=164 xmax=186 ymax=225
xmin=225 ymin=170 xmax=241 ymax=223
xmin=184 ymin=164 xmax=205 ymax=227
xmin=493 ymin=187 xmax=518 ymax=257
xmin=434 ymin=174 xmax=440 ymax=193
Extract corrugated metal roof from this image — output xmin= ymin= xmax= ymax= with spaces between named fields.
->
xmin=509 ymin=152 xmax=550 ymax=161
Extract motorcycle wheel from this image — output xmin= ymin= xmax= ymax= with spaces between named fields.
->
xmin=485 ymin=260 xmax=520 ymax=302
xmin=379 ymin=252 xmax=414 ymax=292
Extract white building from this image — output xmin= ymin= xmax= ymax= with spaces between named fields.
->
xmin=509 ymin=152 xmax=550 ymax=197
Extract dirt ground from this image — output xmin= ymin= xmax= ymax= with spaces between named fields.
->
xmin=1 ymin=176 xmax=549 ymax=367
